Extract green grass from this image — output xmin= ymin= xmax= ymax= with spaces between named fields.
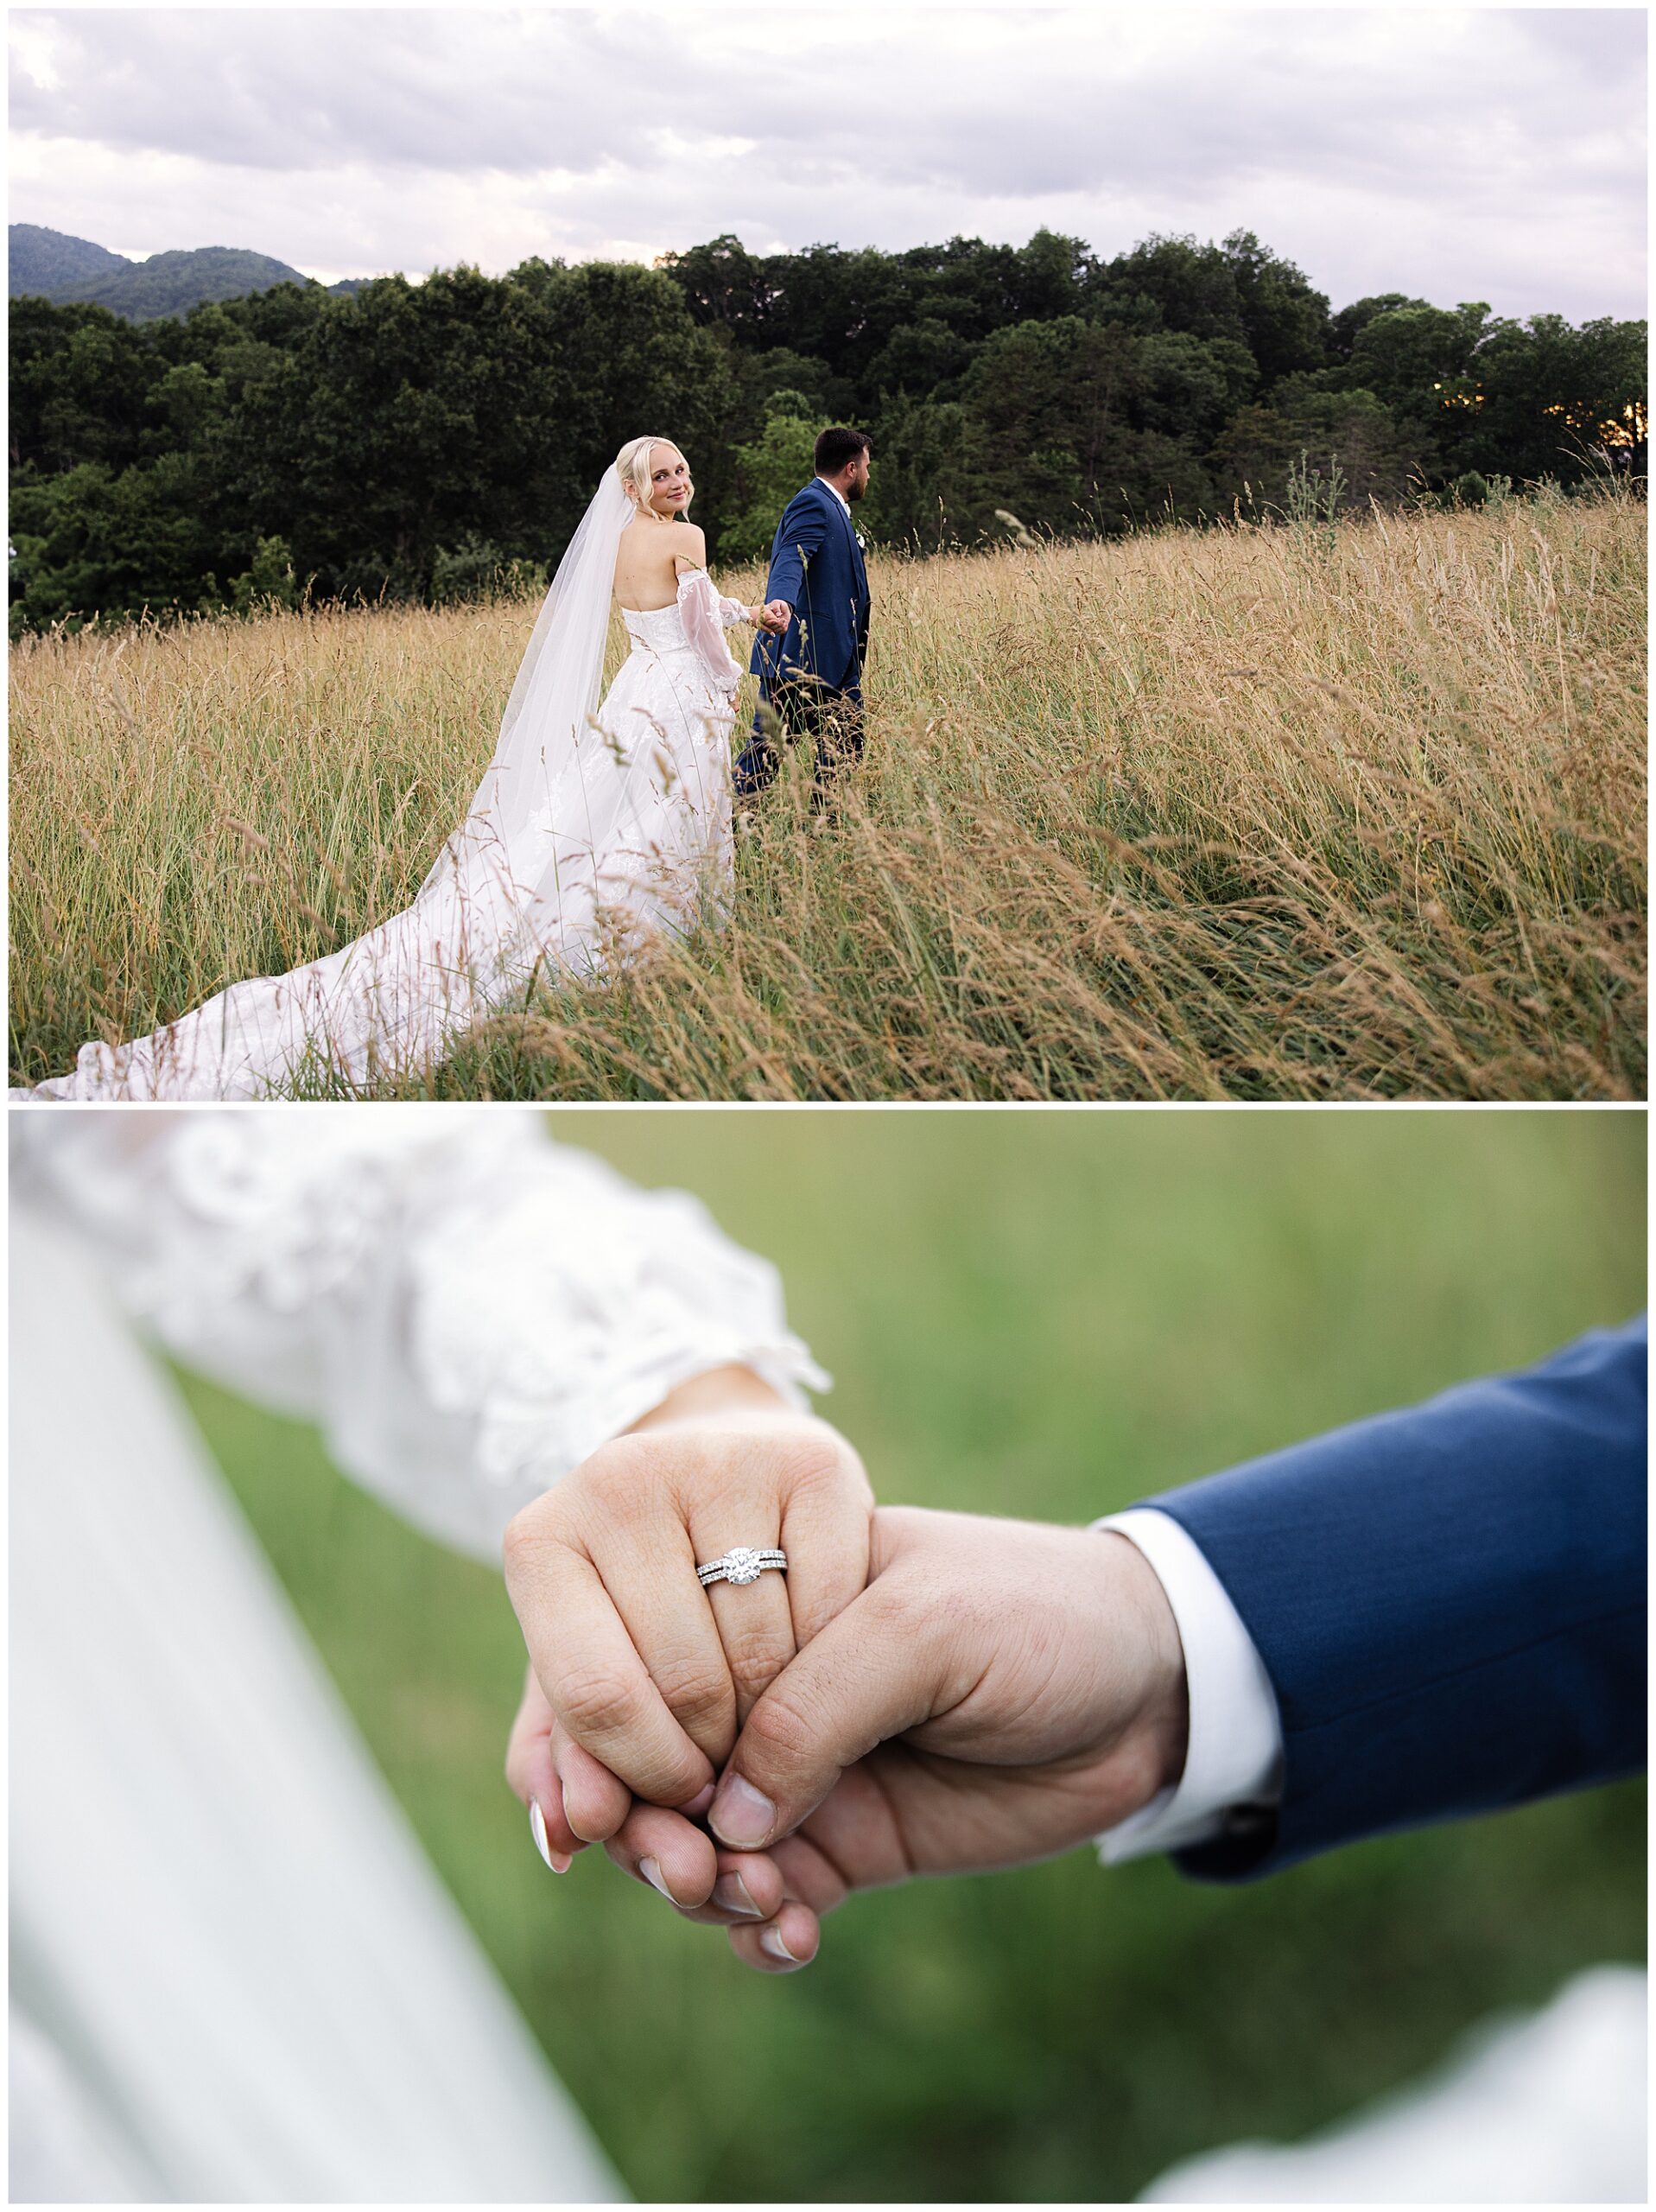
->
xmin=181 ymin=1108 xmax=1646 ymax=2201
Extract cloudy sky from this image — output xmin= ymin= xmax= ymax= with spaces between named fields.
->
xmin=8 ymin=6 xmax=1646 ymax=321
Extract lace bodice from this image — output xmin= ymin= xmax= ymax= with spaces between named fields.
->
xmin=620 ymin=569 xmax=747 ymax=690
xmin=621 ymin=602 xmax=695 ymax=652
xmin=10 ymin=1110 xmax=828 ymax=1563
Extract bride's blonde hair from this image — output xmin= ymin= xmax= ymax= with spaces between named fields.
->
xmin=614 ymin=434 xmax=680 ymax=514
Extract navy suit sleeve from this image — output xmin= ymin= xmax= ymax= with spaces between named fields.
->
xmin=1147 ymin=1316 xmax=1647 ymax=1882
xmin=765 ymin=492 xmax=828 ymax=613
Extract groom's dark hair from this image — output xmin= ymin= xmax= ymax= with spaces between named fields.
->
xmin=815 ymin=426 xmax=872 ymax=476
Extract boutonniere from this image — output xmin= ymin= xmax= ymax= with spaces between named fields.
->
xmin=855 ymin=530 xmax=868 ymax=550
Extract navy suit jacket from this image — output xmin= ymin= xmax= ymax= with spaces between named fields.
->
xmin=750 ymin=480 xmax=872 ymax=700
xmin=1148 ymin=1316 xmax=1646 ymax=1882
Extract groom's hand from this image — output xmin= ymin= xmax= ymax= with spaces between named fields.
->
xmin=601 ymin=1507 xmax=1190 ymax=1968
xmin=758 ymin=599 xmax=791 ymax=633
xmin=503 ymin=1366 xmax=872 ymax=1879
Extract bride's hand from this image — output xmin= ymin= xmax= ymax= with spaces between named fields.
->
xmin=502 ymin=1365 xmax=872 ymax=1880
xmin=758 ymin=599 xmax=791 ymax=634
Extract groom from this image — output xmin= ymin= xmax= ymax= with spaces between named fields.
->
xmin=733 ymin=427 xmax=873 ymax=800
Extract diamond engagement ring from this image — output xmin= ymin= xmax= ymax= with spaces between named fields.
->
xmin=696 ymin=1546 xmax=788 ymax=1589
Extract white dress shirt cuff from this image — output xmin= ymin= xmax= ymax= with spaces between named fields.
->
xmin=1091 ymin=1507 xmax=1285 ymax=1865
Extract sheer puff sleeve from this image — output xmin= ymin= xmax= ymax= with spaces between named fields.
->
xmin=676 ymin=569 xmax=746 ymax=696
xmin=10 ymin=1109 xmax=828 ymax=1565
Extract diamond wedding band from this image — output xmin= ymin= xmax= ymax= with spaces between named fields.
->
xmin=696 ymin=1546 xmax=788 ymax=1589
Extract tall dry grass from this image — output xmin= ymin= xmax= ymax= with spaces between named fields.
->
xmin=10 ymin=486 xmax=1646 ymax=1098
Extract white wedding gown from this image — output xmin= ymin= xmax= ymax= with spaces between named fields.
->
xmin=22 ymin=561 xmax=749 ymax=1103
xmin=9 ymin=1109 xmax=826 ymax=2201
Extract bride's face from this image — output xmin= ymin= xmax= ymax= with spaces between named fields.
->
xmin=646 ymin=445 xmax=693 ymax=519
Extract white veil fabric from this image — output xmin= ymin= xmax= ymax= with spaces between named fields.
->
xmin=445 ymin=471 xmax=633 ymax=869
xmin=10 ymin=1201 xmax=625 ymax=2202
xmin=22 ymin=473 xmax=685 ymax=1102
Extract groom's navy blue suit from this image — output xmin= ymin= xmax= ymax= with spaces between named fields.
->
xmin=1151 ymin=1315 xmax=1647 ymax=1881
xmin=735 ymin=478 xmax=872 ymax=795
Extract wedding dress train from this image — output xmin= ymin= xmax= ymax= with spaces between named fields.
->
xmin=24 ymin=477 xmax=749 ymax=1101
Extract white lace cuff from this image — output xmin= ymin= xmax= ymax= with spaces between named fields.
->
xmin=11 ymin=1109 xmax=828 ymax=1565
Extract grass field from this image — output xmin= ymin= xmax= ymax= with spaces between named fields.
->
xmin=180 ymin=1109 xmax=1646 ymax=2202
xmin=10 ymin=484 xmax=1646 ymax=1099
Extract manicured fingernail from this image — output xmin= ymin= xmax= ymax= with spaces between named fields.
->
xmin=709 ymin=1775 xmax=776 ymax=1847
xmin=759 ymin=1923 xmax=801 ymax=1963
xmin=529 ymin=1799 xmax=571 ymax=1874
xmin=712 ymin=1873 xmax=763 ymax=1918
xmin=638 ymin=1856 xmax=674 ymax=1901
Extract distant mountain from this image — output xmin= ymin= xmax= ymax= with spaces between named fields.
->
xmin=8 ymin=224 xmax=368 ymax=321
xmin=9 ymin=223 xmax=129 ymax=296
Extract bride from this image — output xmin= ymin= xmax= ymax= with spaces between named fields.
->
xmin=22 ymin=438 xmax=787 ymax=1102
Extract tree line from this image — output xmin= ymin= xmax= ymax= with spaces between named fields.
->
xmin=9 ymin=226 xmax=1646 ymax=632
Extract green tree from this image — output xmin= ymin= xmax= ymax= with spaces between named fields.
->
xmin=1092 ymin=232 xmax=1250 ymax=346
xmin=719 ymin=391 xmax=822 ymax=563
xmin=1462 ymin=314 xmax=1648 ymax=483
xmin=963 ymin=317 xmax=1216 ymax=531
xmin=1336 ymin=302 xmax=1497 ymax=472
xmin=864 ymin=393 xmax=993 ymax=547
xmin=9 ymin=298 xmax=161 ymax=472
xmin=865 ymin=317 xmax=976 ymax=400
xmin=9 ymin=452 xmax=221 ymax=629
xmin=1137 ymin=331 xmax=1258 ymax=444
xmin=1221 ymin=227 xmax=1332 ymax=381
xmin=1012 ymin=229 xmax=1097 ymax=320
xmin=1209 ymin=381 xmax=1425 ymax=512
xmin=1327 ymin=293 xmax=1429 ymax=364
xmin=228 ymin=532 xmax=299 ymax=613
xmin=658 ymin=232 xmax=776 ymax=337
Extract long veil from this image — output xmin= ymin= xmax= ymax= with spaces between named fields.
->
xmin=437 ymin=471 xmax=633 ymax=877
xmin=22 ymin=472 xmax=669 ymax=1102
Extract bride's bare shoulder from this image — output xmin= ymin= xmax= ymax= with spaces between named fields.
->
xmin=669 ymin=522 xmax=708 ymax=569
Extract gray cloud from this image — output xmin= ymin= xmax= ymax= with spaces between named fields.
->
xmin=8 ymin=8 xmax=1646 ymax=321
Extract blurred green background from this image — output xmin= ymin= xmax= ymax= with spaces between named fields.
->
xmin=179 ymin=1108 xmax=1646 ymax=2203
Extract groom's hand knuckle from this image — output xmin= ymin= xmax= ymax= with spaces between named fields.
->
xmin=860 ymin=1573 xmax=915 ymax=1636
xmin=746 ymin=1682 xmax=823 ymax=1770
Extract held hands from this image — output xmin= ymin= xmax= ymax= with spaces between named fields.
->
xmin=756 ymin=599 xmax=791 ymax=634
xmin=508 ymin=1493 xmax=1189 ymax=1973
